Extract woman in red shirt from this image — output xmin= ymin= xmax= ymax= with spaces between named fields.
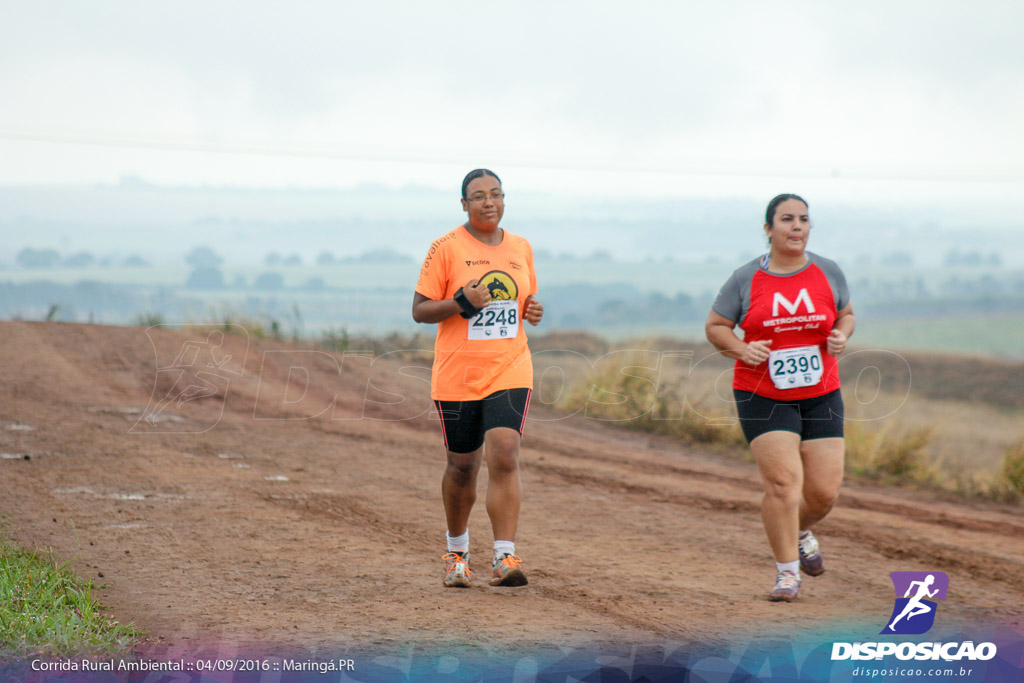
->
xmin=706 ymin=194 xmax=855 ymax=602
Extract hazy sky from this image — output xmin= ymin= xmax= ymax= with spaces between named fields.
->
xmin=2 ymin=0 xmax=1023 ymax=207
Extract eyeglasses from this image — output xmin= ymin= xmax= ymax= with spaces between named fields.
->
xmin=465 ymin=192 xmax=505 ymax=203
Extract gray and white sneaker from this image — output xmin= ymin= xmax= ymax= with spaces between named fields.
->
xmin=799 ymin=531 xmax=825 ymax=576
xmin=769 ymin=570 xmax=801 ymax=602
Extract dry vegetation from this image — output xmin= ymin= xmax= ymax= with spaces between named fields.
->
xmin=1001 ymin=439 xmax=1024 ymax=497
xmin=529 ymin=332 xmax=1024 ymax=502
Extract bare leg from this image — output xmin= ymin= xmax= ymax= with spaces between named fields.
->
xmin=751 ymin=431 xmax=803 ymax=563
xmin=799 ymin=437 xmax=845 ymax=530
xmin=484 ymin=427 xmax=522 ymax=542
xmin=441 ymin=447 xmax=483 ymax=537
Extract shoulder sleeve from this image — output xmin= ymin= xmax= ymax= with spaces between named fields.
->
xmin=415 ymin=235 xmax=451 ymax=300
xmin=711 ymin=271 xmax=743 ymax=323
xmin=711 ymin=259 xmax=758 ymax=324
xmin=811 ymin=253 xmax=850 ymax=310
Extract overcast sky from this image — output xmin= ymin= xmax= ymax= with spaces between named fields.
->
xmin=2 ymin=0 xmax=1023 ymax=208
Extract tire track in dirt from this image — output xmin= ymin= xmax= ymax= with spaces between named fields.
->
xmin=531 ymin=460 xmax=757 ymax=514
xmin=263 ymin=492 xmax=439 ymax=553
xmin=527 ymin=447 xmax=1024 ymax=591
xmin=814 ymin=517 xmax=1024 ymax=589
xmin=529 ymin=426 xmax=1024 ymax=540
xmin=838 ymin=494 xmax=1024 ymax=538
xmin=264 ymin=491 xmax=700 ymax=639
xmin=527 ymin=585 xmax=689 ymax=642
xmin=526 ymin=433 xmax=764 ymax=493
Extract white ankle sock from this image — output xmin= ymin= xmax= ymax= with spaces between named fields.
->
xmin=777 ymin=560 xmax=799 ymax=574
xmin=493 ymin=540 xmax=515 ymax=560
xmin=799 ymin=530 xmax=811 ymax=539
xmin=446 ymin=530 xmax=469 ymax=553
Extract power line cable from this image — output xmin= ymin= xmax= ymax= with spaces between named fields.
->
xmin=1 ymin=129 xmax=1023 ymax=185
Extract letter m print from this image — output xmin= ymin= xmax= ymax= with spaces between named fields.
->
xmin=772 ymin=288 xmax=816 ymax=317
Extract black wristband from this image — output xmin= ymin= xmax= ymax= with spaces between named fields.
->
xmin=454 ymin=287 xmax=482 ymax=319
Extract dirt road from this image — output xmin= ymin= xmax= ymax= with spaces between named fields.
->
xmin=1 ymin=322 xmax=1021 ymax=657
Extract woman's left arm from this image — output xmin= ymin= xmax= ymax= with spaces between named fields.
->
xmin=827 ymin=303 xmax=855 ymax=356
xmin=523 ymin=295 xmax=543 ymax=325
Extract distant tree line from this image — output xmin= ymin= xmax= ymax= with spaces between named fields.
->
xmin=308 ymin=248 xmax=414 ymax=266
xmin=852 ymin=273 xmax=1024 ymax=301
xmin=944 ymin=250 xmax=1003 ymax=267
xmin=14 ymin=248 xmax=150 ymax=268
xmin=0 ymin=281 xmax=189 ymax=322
xmin=542 ymin=284 xmax=707 ymax=328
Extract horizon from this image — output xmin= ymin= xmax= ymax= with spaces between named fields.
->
xmin=2 ymin=179 xmax=1023 ymax=269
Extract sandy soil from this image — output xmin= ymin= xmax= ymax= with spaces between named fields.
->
xmin=1 ymin=321 xmax=1021 ymax=657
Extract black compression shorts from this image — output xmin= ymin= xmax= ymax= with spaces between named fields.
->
xmin=733 ymin=388 xmax=844 ymax=444
xmin=434 ymin=388 xmax=532 ymax=454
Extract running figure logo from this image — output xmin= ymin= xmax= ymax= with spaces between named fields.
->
xmin=131 ymin=325 xmax=249 ymax=434
xmin=881 ymin=571 xmax=949 ymax=635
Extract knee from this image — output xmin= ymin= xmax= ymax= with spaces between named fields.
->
xmin=487 ymin=438 xmax=521 ymax=476
xmin=489 ymin=452 xmax=520 ymax=476
xmin=804 ymin=487 xmax=839 ymax=514
xmin=445 ymin=459 xmax=479 ymax=485
xmin=763 ymin=473 xmax=802 ymax=504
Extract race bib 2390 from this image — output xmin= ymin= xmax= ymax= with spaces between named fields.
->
xmin=768 ymin=345 xmax=823 ymax=390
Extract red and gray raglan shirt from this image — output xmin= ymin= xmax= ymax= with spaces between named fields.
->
xmin=711 ymin=252 xmax=850 ymax=401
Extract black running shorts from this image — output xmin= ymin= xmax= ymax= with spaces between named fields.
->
xmin=434 ymin=388 xmax=532 ymax=454
xmin=733 ymin=388 xmax=844 ymax=444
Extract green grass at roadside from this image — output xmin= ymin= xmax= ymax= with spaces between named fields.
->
xmin=0 ymin=534 xmax=139 ymax=659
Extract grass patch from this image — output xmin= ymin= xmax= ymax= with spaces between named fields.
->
xmin=844 ymin=422 xmax=935 ymax=484
xmin=318 ymin=326 xmax=351 ymax=353
xmin=332 ymin=330 xmax=434 ymax=360
xmin=999 ymin=438 xmax=1024 ymax=499
xmin=558 ymin=350 xmax=744 ymax=447
xmin=132 ymin=312 xmax=165 ymax=327
xmin=0 ymin=535 xmax=139 ymax=659
xmin=185 ymin=304 xmax=288 ymax=341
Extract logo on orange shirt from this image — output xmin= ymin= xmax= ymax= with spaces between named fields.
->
xmin=478 ymin=271 xmax=518 ymax=300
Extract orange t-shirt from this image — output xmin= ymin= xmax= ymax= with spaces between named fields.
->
xmin=415 ymin=225 xmax=538 ymax=401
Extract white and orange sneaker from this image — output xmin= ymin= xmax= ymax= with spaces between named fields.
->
xmin=442 ymin=551 xmax=472 ymax=588
xmin=489 ymin=553 xmax=527 ymax=587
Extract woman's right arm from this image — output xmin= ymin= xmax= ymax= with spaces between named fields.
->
xmin=705 ymin=311 xmax=772 ymax=366
xmin=411 ymin=292 xmax=462 ymax=324
xmin=412 ymin=280 xmax=491 ymax=324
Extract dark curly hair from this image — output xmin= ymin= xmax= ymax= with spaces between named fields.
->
xmin=461 ymin=169 xmax=502 ymax=199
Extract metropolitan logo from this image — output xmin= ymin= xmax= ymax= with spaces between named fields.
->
xmin=772 ymin=288 xmax=816 ymax=317
xmin=763 ymin=288 xmax=827 ymax=328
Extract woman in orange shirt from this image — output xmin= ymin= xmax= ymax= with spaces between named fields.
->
xmin=413 ymin=169 xmax=544 ymax=588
